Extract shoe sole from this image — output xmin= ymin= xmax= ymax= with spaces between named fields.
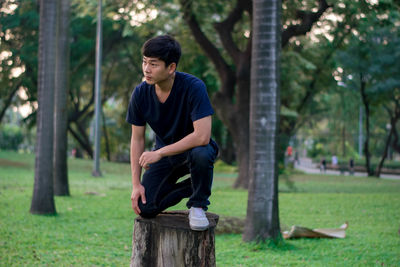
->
xmin=189 ymin=224 xmax=209 ymax=231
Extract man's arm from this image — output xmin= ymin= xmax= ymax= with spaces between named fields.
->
xmin=138 ymin=116 xmax=212 ymax=169
xmin=130 ymin=125 xmax=146 ymax=215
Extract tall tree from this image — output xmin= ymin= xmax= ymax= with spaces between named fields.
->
xmin=367 ymin=15 xmax=400 ymax=177
xmin=377 ymin=102 xmax=399 ymax=177
xmin=337 ymin=2 xmax=399 ymax=176
xmin=30 ymin=0 xmax=57 ymax=215
xmin=243 ymin=0 xmax=281 ymax=242
xmin=53 ymin=0 xmax=70 ymax=196
xmin=360 ymin=73 xmax=373 ymax=176
xmin=180 ymin=0 xmax=330 ymax=188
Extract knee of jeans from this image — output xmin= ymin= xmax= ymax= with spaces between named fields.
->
xmin=190 ymin=146 xmax=213 ymax=165
xmin=138 ymin=202 xmax=159 ymax=218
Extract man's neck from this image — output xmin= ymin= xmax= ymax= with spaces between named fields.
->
xmin=155 ymin=72 xmax=176 ymax=93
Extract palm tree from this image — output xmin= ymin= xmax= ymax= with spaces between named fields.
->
xmin=243 ymin=0 xmax=281 ymax=242
xmin=30 ymin=0 xmax=57 ymax=215
xmin=53 ymin=0 xmax=70 ymax=196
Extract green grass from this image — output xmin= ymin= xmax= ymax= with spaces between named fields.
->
xmin=1 ymin=151 xmax=400 ymax=266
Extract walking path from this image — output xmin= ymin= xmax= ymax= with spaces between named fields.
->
xmin=294 ymin=157 xmax=400 ymax=180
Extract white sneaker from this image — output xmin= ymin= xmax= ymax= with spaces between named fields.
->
xmin=189 ymin=207 xmax=209 ymax=231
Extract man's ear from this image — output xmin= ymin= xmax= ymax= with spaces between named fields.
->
xmin=168 ymin=62 xmax=177 ymax=74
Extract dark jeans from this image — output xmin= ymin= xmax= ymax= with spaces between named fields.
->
xmin=138 ymin=140 xmax=218 ymax=218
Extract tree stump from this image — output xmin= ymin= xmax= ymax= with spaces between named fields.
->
xmin=131 ymin=210 xmax=219 ymax=267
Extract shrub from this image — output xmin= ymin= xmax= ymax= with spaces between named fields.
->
xmin=0 ymin=124 xmax=23 ymax=150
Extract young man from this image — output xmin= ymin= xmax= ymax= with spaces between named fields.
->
xmin=126 ymin=35 xmax=218 ymax=231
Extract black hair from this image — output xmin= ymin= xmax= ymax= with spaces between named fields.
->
xmin=142 ymin=35 xmax=181 ymax=67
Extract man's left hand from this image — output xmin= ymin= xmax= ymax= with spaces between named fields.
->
xmin=139 ymin=151 xmax=162 ymax=169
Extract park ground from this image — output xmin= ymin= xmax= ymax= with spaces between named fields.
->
xmin=1 ymin=150 xmax=400 ymax=266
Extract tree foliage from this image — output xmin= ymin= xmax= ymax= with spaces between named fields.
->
xmin=336 ymin=0 xmax=400 ymax=176
xmin=1 ymin=0 xmax=398 ymax=179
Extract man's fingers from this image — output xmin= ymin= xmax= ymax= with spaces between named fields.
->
xmin=139 ymin=159 xmax=148 ymax=169
xmin=133 ymin=201 xmax=141 ymax=215
xmin=131 ymin=195 xmax=141 ymax=215
xmin=139 ymin=153 xmax=147 ymax=167
xmin=135 ymin=206 xmax=141 ymax=215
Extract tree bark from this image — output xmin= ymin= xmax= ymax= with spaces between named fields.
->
xmin=243 ymin=0 xmax=281 ymax=242
xmin=30 ymin=0 xmax=57 ymax=215
xmin=0 ymin=81 xmax=21 ymax=125
xmin=392 ymin=124 xmax=400 ymax=154
xmin=67 ymin=122 xmax=94 ymax=158
xmin=376 ymin=105 xmax=400 ymax=177
xmin=53 ymin=0 xmax=70 ymax=196
xmin=376 ymin=125 xmax=393 ymax=178
xmin=231 ymin=76 xmax=250 ymax=188
xmin=219 ymin=132 xmax=236 ymax=164
xmin=281 ymin=0 xmax=331 ymax=47
xmin=342 ymin=125 xmax=346 ymax=157
xmin=360 ymin=73 xmax=373 ymax=176
xmin=101 ymin=108 xmax=111 ymax=161
xmin=131 ymin=211 xmax=219 ymax=267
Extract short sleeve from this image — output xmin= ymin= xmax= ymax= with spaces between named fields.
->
xmin=126 ymin=87 xmax=146 ymax=126
xmin=189 ymin=80 xmax=214 ymax=122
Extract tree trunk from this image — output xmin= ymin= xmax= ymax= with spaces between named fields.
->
xmin=68 ymin=120 xmax=94 ymax=158
xmin=342 ymin=125 xmax=346 ymax=157
xmin=131 ymin=211 xmax=219 ymax=267
xmin=101 ymin=108 xmax=111 ymax=161
xmin=30 ymin=0 xmax=57 ymax=215
xmin=376 ymin=106 xmax=400 ymax=177
xmin=360 ymin=74 xmax=373 ymax=176
xmin=0 ymin=81 xmax=21 ymax=125
xmin=219 ymin=132 xmax=236 ymax=164
xmin=53 ymin=0 xmax=70 ymax=196
xmin=391 ymin=118 xmax=400 ymax=154
xmin=231 ymin=76 xmax=250 ymax=188
xmin=375 ymin=125 xmax=393 ymax=178
xmin=243 ymin=0 xmax=281 ymax=242
xmin=233 ymin=132 xmax=250 ymax=188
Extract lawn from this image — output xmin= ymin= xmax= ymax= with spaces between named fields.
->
xmin=1 ymin=150 xmax=399 ymax=266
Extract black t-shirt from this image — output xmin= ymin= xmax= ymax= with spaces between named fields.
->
xmin=126 ymin=72 xmax=214 ymax=148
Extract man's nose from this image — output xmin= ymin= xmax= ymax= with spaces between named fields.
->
xmin=143 ymin=64 xmax=150 ymax=73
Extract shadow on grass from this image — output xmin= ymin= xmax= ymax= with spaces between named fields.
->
xmin=0 ymin=158 xmax=30 ymax=168
xmin=247 ymin=237 xmax=298 ymax=252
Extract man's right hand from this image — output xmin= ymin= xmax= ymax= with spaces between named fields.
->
xmin=131 ymin=184 xmax=146 ymax=215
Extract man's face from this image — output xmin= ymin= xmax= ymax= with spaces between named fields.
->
xmin=142 ymin=56 xmax=175 ymax=85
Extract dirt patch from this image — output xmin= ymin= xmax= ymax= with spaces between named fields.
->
xmin=0 ymin=158 xmax=29 ymax=168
